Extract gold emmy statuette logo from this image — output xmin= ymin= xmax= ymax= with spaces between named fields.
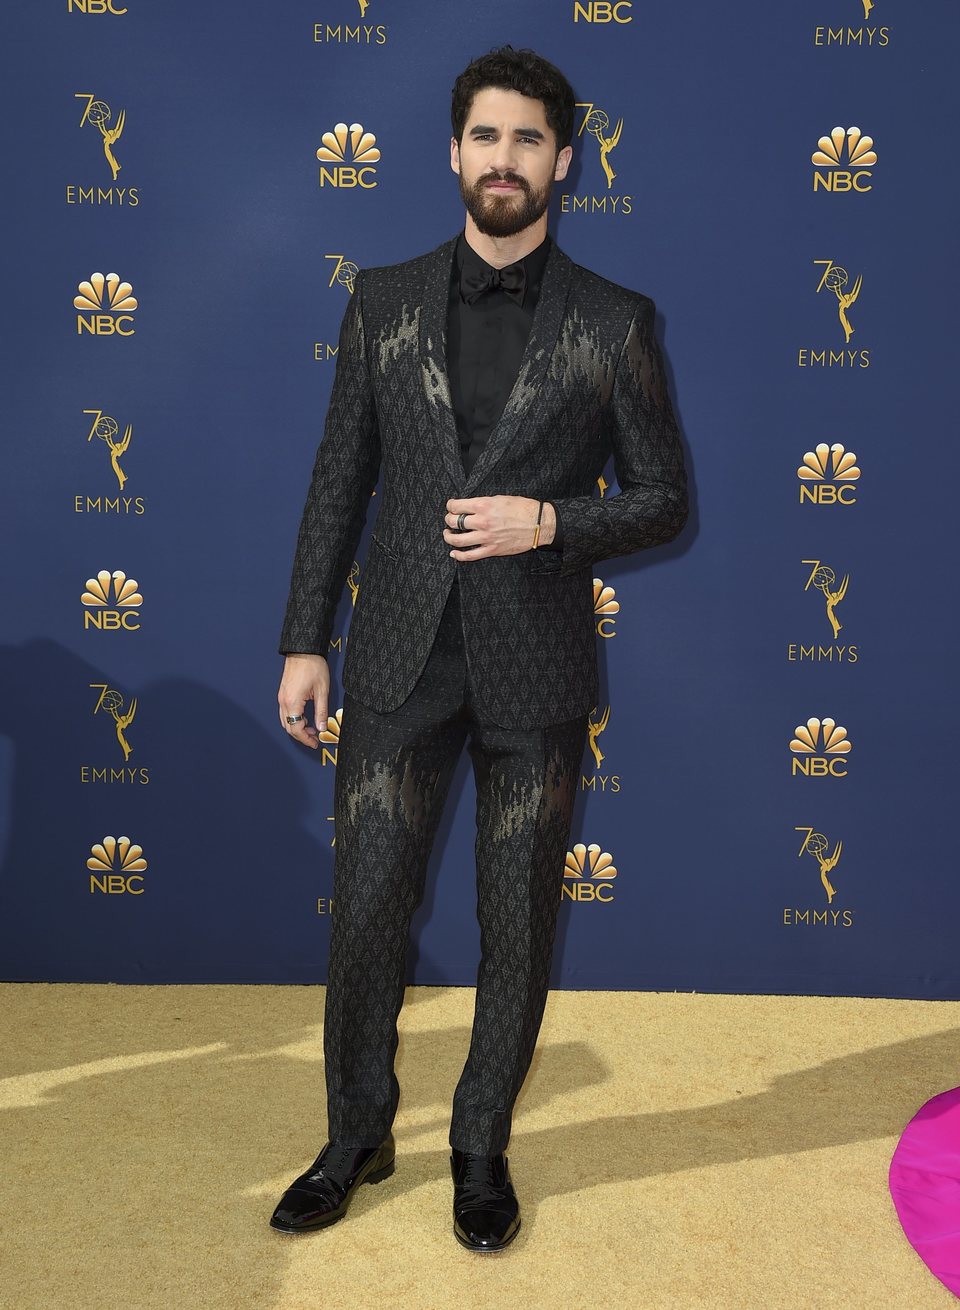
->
xmin=797 ymin=442 xmax=860 ymax=505
xmin=74 ymin=271 xmax=138 ymax=336
xmin=812 ymin=126 xmax=877 ymax=192
xmin=313 ymin=1 xmax=387 ymax=45
xmin=326 ymin=254 xmax=360 ymax=294
xmin=813 ymin=3 xmax=889 ymax=48
xmin=91 ymin=683 xmax=137 ymax=760
xmin=316 ymin=122 xmax=380 ymax=189
xmin=75 ymin=94 xmax=125 ymax=179
xmin=346 ymin=560 xmax=360 ymax=606
xmin=802 ymin=560 xmax=849 ymax=638
xmin=796 ymin=827 xmax=844 ymax=903
xmin=572 ymin=1 xmax=633 ymax=23
xmin=790 ymin=717 xmax=852 ymax=777
xmin=784 ymin=827 xmax=853 ymax=926
xmin=582 ymin=705 xmax=621 ymax=793
xmin=84 ymin=409 xmax=132 ymax=489
xmin=577 ymin=103 xmax=622 ymax=190
xmin=587 ymin=705 xmax=610 ymax=769
xmin=316 ymin=707 xmax=343 ymax=764
xmin=562 ymin=842 xmax=618 ymax=903
xmin=88 ymin=835 xmax=147 ymax=895
xmin=814 ymin=260 xmax=862 ymax=344
xmin=594 ymin=579 xmax=619 ymax=638
xmin=81 ymin=569 xmax=142 ymax=631
xmin=788 ymin=558 xmax=858 ymax=662
xmin=561 ymin=105 xmax=631 ymax=214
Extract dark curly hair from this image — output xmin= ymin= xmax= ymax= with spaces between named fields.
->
xmin=451 ymin=46 xmax=575 ymax=155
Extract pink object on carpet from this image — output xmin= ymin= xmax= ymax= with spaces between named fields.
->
xmin=889 ymin=1085 xmax=960 ymax=1299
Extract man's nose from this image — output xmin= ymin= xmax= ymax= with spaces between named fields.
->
xmin=489 ymin=142 xmax=520 ymax=175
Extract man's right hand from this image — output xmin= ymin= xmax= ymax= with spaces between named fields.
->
xmin=278 ymin=654 xmax=330 ymax=750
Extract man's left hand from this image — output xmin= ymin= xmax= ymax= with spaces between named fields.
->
xmin=444 ymin=495 xmax=556 ymax=559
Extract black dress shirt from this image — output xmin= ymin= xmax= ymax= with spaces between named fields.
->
xmin=446 ymin=230 xmax=564 ymax=551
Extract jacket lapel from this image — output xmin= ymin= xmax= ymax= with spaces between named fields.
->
xmin=417 ymin=235 xmax=464 ymax=489
xmin=418 ymin=232 xmax=574 ymax=494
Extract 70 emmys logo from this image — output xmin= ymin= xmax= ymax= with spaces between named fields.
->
xmin=802 ymin=560 xmax=849 ymax=639
xmin=316 ymin=122 xmax=380 ymax=189
xmin=326 ymin=254 xmax=359 ymax=294
xmin=75 ymin=93 xmax=125 ymax=180
xmin=575 ymin=102 xmax=622 ymax=190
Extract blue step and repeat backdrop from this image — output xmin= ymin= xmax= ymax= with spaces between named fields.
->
xmin=2 ymin=1 xmax=957 ymax=996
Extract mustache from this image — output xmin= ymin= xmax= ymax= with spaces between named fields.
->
xmin=479 ymin=172 xmax=528 ymax=190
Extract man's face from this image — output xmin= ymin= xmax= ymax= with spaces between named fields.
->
xmin=451 ymin=86 xmax=572 ymax=239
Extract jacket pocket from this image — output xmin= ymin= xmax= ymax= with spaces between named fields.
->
xmin=370 ymin=531 xmax=402 ymax=562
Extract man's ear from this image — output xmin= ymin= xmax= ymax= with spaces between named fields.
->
xmin=450 ymin=136 xmax=461 ymax=175
xmin=554 ymin=144 xmax=573 ymax=182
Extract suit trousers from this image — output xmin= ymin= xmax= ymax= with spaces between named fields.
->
xmin=324 ymin=570 xmax=589 ymax=1155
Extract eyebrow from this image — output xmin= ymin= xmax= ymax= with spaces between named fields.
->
xmin=468 ymin=125 xmax=546 ymax=140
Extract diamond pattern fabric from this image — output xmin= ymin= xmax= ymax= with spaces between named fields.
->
xmin=279 ymin=233 xmax=688 ymax=730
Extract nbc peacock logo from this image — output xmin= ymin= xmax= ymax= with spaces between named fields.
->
xmin=594 ymin=579 xmax=619 ymax=639
xmin=74 ymin=270 xmax=137 ymax=336
xmin=316 ymin=706 xmax=344 ymax=765
xmin=797 ymin=442 xmax=860 ymax=505
xmin=81 ymin=569 xmax=142 ymax=631
xmin=88 ymin=835 xmax=147 ymax=895
xmin=316 ymin=122 xmax=380 ymax=189
xmin=812 ymin=125 xmax=877 ymax=192
xmin=790 ymin=717 xmax=852 ymax=778
xmin=562 ymin=842 xmax=618 ymax=904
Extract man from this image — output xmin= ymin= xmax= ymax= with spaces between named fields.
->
xmin=269 ymin=46 xmax=688 ymax=1251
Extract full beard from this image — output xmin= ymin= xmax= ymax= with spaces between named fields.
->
xmin=459 ymin=170 xmax=552 ymax=238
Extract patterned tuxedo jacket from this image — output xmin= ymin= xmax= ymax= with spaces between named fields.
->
xmin=278 ymin=232 xmax=688 ymax=730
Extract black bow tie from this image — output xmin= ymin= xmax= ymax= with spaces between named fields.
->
xmin=460 ymin=259 xmax=526 ymax=307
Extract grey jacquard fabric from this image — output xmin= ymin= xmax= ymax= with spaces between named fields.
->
xmin=279 ymin=233 xmax=688 ymax=730
xmin=323 ymin=578 xmax=589 ymax=1154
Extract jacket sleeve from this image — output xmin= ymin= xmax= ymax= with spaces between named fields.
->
xmin=278 ymin=269 xmax=381 ymax=655
xmin=526 ymin=297 xmax=687 ymax=578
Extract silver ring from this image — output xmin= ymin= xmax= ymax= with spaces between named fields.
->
xmin=286 ymin=713 xmax=304 ymax=724
xmin=456 ymin=512 xmax=467 ymax=530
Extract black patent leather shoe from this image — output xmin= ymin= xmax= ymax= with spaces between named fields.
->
xmin=269 ymin=1133 xmax=396 ymax=1233
xmin=450 ymin=1147 xmax=521 ymax=1251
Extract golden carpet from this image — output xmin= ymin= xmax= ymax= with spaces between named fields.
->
xmin=2 ymin=983 xmax=957 ymax=1310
